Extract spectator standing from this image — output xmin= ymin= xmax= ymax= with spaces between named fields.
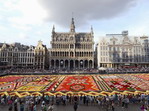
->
xmin=20 ymin=102 xmax=24 ymax=111
xmin=140 ymin=104 xmax=145 ymax=111
xmin=48 ymin=103 xmax=54 ymax=111
xmin=124 ymin=97 xmax=129 ymax=108
xmin=73 ymin=102 xmax=78 ymax=111
xmin=14 ymin=101 xmax=18 ymax=111
xmin=33 ymin=104 xmax=37 ymax=111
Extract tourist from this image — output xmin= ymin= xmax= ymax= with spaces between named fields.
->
xmin=147 ymin=105 xmax=149 ymax=111
xmin=73 ymin=102 xmax=78 ymax=111
xmin=8 ymin=98 xmax=13 ymax=105
xmin=140 ymin=104 xmax=145 ymax=111
xmin=62 ymin=95 xmax=66 ymax=105
xmin=48 ymin=103 xmax=54 ymax=111
xmin=14 ymin=101 xmax=18 ymax=111
xmin=121 ymin=97 xmax=125 ymax=108
xmin=33 ymin=104 xmax=37 ymax=111
xmin=20 ymin=102 xmax=24 ymax=111
xmin=83 ymin=95 xmax=86 ymax=105
xmin=86 ymin=96 xmax=89 ymax=106
xmin=24 ymin=99 xmax=29 ymax=111
xmin=144 ymin=108 xmax=148 ymax=111
xmin=41 ymin=103 xmax=47 ymax=111
xmin=8 ymin=104 xmax=13 ymax=111
xmin=1 ymin=97 xmax=5 ymax=105
xmin=147 ymin=95 xmax=149 ymax=105
xmin=111 ymin=101 xmax=115 ymax=111
xmin=124 ymin=97 xmax=129 ymax=108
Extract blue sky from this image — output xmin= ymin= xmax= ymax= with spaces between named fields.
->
xmin=0 ymin=0 xmax=149 ymax=47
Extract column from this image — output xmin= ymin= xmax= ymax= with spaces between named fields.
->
xmin=63 ymin=60 xmax=65 ymax=69
xmin=53 ymin=60 xmax=55 ymax=69
xmin=79 ymin=61 xmax=81 ymax=69
xmin=83 ymin=61 xmax=85 ymax=69
xmin=92 ymin=61 xmax=94 ymax=68
xmin=59 ymin=60 xmax=61 ymax=69
xmin=68 ymin=60 xmax=70 ymax=70
xmin=74 ymin=60 xmax=75 ymax=69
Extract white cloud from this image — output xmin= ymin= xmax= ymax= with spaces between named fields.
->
xmin=0 ymin=26 xmax=7 ymax=31
xmin=18 ymin=33 xmax=29 ymax=39
xmin=3 ymin=0 xmax=48 ymax=31
xmin=129 ymin=25 xmax=149 ymax=36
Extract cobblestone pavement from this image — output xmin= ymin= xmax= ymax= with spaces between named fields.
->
xmin=0 ymin=103 xmax=141 ymax=111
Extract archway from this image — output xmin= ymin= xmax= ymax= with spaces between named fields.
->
xmin=65 ymin=60 xmax=68 ymax=69
xmin=75 ymin=60 xmax=79 ymax=69
xmin=51 ymin=59 xmax=54 ymax=68
xmin=70 ymin=60 xmax=74 ymax=70
xmin=56 ymin=60 xmax=59 ymax=69
xmin=89 ymin=60 xmax=92 ymax=68
xmin=84 ymin=60 xmax=88 ymax=69
xmin=70 ymin=52 xmax=73 ymax=57
xmin=80 ymin=60 xmax=83 ymax=69
xmin=60 ymin=60 xmax=64 ymax=69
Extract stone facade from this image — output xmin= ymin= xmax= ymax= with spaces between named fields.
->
xmin=0 ymin=42 xmax=35 ymax=69
xmin=34 ymin=40 xmax=49 ymax=69
xmin=97 ymin=31 xmax=149 ymax=68
xmin=49 ymin=18 xmax=94 ymax=70
xmin=3 ymin=19 xmax=149 ymax=71
xmin=0 ymin=41 xmax=49 ymax=69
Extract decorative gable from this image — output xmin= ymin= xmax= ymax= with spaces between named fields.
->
xmin=122 ymin=36 xmax=131 ymax=45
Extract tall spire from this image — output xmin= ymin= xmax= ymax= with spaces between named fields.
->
xmin=91 ymin=25 xmax=94 ymax=35
xmin=52 ymin=25 xmax=55 ymax=33
xmin=70 ymin=16 xmax=75 ymax=33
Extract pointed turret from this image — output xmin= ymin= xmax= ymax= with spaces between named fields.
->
xmin=70 ymin=17 xmax=75 ymax=33
xmin=52 ymin=25 xmax=55 ymax=33
xmin=91 ymin=25 xmax=94 ymax=35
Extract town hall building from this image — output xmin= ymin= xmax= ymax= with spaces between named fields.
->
xmin=49 ymin=18 xmax=95 ymax=70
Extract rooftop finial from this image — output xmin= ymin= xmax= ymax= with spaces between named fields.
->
xmin=70 ymin=13 xmax=75 ymax=33
xmin=91 ymin=25 xmax=94 ymax=34
xmin=52 ymin=25 xmax=55 ymax=33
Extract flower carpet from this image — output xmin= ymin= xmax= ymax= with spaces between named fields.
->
xmin=55 ymin=76 xmax=99 ymax=91
xmin=0 ymin=74 xmax=149 ymax=93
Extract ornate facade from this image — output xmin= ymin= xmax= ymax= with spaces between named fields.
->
xmin=49 ymin=18 xmax=94 ymax=70
xmin=97 ymin=31 xmax=149 ymax=68
xmin=0 ymin=41 xmax=49 ymax=70
xmin=0 ymin=43 xmax=35 ymax=69
xmin=34 ymin=40 xmax=49 ymax=69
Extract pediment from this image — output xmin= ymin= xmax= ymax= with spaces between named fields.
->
xmin=122 ymin=36 xmax=131 ymax=45
xmin=110 ymin=37 xmax=117 ymax=41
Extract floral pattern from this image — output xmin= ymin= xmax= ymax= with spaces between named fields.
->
xmin=0 ymin=74 xmax=148 ymax=92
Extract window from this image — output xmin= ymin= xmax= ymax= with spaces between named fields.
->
xmin=70 ymin=44 xmax=74 ymax=48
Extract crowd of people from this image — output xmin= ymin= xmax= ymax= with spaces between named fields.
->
xmin=0 ymin=68 xmax=99 ymax=74
xmin=106 ymin=67 xmax=149 ymax=73
xmin=2 ymin=67 xmax=149 ymax=75
xmin=0 ymin=93 xmax=149 ymax=111
xmin=2 ymin=65 xmax=149 ymax=75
